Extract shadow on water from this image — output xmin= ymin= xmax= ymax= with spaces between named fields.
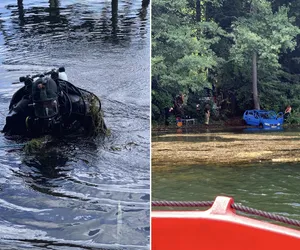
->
xmin=14 ymin=136 xmax=101 ymax=198
xmin=21 ymin=150 xmax=69 ymax=188
xmin=14 ymin=139 xmax=72 ymax=194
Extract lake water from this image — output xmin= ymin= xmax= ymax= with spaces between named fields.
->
xmin=152 ymin=128 xmax=300 ymax=224
xmin=0 ymin=0 xmax=150 ymax=249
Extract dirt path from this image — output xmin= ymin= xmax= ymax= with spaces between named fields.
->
xmin=152 ymin=132 xmax=300 ymax=168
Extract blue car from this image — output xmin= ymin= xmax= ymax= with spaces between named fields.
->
xmin=243 ymin=110 xmax=284 ymax=128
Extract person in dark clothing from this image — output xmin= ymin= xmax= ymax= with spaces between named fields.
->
xmin=164 ymin=107 xmax=170 ymax=125
xmin=173 ymin=94 xmax=184 ymax=118
xmin=166 ymin=94 xmax=185 ymax=127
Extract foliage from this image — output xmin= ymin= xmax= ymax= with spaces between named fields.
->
xmin=285 ymin=110 xmax=300 ymax=125
xmin=86 ymin=95 xmax=108 ymax=136
xmin=24 ymin=136 xmax=51 ymax=154
xmin=152 ymin=0 xmax=300 ymax=123
xmin=228 ymin=0 xmax=300 ymax=109
xmin=230 ymin=1 xmax=299 ymax=68
xmin=152 ymin=0 xmax=225 ymax=120
xmin=24 ymin=138 xmax=44 ymax=154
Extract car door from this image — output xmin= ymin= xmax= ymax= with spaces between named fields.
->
xmin=276 ymin=112 xmax=284 ymax=124
xmin=245 ymin=111 xmax=256 ymax=125
xmin=252 ymin=111 xmax=260 ymax=126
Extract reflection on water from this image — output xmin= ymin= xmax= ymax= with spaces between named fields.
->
xmin=4 ymin=0 xmax=148 ymax=42
xmin=0 ymin=0 xmax=150 ymax=249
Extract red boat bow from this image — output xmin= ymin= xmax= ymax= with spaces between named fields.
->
xmin=152 ymin=196 xmax=300 ymax=250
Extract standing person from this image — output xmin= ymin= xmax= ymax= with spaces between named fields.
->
xmin=168 ymin=93 xmax=184 ymax=127
xmin=174 ymin=94 xmax=184 ymax=127
xmin=284 ymin=105 xmax=292 ymax=120
xmin=168 ymin=93 xmax=184 ymax=117
xmin=204 ymin=104 xmax=210 ymax=127
xmin=173 ymin=93 xmax=184 ymax=118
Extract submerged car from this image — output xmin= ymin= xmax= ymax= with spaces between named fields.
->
xmin=243 ymin=110 xmax=284 ymax=128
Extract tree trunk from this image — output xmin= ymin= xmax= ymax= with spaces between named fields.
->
xmin=196 ymin=0 xmax=201 ymax=22
xmin=252 ymin=52 xmax=260 ymax=110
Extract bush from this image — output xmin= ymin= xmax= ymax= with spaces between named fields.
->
xmin=285 ymin=111 xmax=300 ymax=125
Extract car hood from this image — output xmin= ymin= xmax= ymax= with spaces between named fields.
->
xmin=261 ymin=118 xmax=282 ymax=123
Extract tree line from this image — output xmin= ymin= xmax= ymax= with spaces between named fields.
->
xmin=152 ymin=0 xmax=300 ymax=124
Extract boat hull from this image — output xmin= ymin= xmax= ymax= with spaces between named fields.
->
xmin=152 ymin=196 xmax=300 ymax=250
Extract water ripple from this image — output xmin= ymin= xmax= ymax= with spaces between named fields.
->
xmin=0 ymin=0 xmax=150 ymax=248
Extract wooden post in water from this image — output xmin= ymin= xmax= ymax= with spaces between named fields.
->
xmin=17 ymin=0 xmax=25 ymax=26
xmin=139 ymin=0 xmax=149 ymax=21
xmin=49 ymin=0 xmax=60 ymax=20
xmin=142 ymin=0 xmax=150 ymax=8
xmin=111 ymin=0 xmax=118 ymax=35
xmin=49 ymin=0 xmax=59 ymax=8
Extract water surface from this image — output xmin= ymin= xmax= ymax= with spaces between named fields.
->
xmin=152 ymin=128 xmax=300 ymax=223
xmin=0 ymin=0 xmax=150 ymax=249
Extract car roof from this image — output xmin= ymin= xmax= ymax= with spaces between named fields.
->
xmin=245 ymin=110 xmax=275 ymax=113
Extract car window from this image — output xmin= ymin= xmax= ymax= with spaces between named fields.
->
xmin=269 ymin=111 xmax=276 ymax=118
xmin=260 ymin=113 xmax=266 ymax=118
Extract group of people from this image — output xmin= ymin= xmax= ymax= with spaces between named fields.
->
xmin=167 ymin=93 xmax=211 ymax=127
xmin=166 ymin=91 xmax=293 ymax=127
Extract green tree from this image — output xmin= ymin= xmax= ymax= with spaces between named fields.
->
xmin=230 ymin=0 xmax=300 ymax=110
xmin=152 ymin=0 xmax=300 ymax=123
xmin=152 ymin=0 xmax=224 ymax=120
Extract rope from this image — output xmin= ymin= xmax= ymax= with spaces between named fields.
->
xmin=152 ymin=200 xmax=300 ymax=228
xmin=152 ymin=201 xmax=213 ymax=208
xmin=232 ymin=203 xmax=300 ymax=227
